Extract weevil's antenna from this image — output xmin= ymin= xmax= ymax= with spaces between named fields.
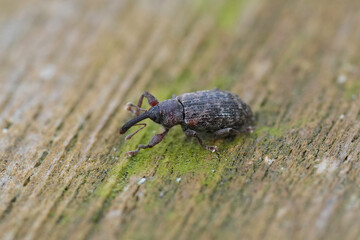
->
xmin=124 ymin=123 xmax=146 ymax=140
xmin=119 ymin=111 xmax=150 ymax=135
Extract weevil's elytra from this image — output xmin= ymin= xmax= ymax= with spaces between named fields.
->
xmin=120 ymin=89 xmax=254 ymax=157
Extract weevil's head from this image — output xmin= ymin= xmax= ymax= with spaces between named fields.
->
xmin=148 ymin=99 xmax=184 ymax=128
xmin=145 ymin=105 xmax=161 ymax=123
xmin=119 ymin=99 xmax=184 ymax=136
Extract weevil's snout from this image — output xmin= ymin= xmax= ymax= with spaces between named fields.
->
xmin=119 ymin=111 xmax=150 ymax=135
xmin=119 ymin=127 xmax=127 ymax=135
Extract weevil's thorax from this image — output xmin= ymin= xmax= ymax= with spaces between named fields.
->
xmin=148 ymin=99 xmax=184 ymax=128
xmin=159 ymin=99 xmax=184 ymax=128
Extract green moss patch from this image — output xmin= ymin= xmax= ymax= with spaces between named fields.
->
xmin=216 ymin=0 xmax=247 ymax=29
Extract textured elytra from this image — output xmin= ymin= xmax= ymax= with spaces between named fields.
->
xmin=178 ymin=90 xmax=254 ymax=133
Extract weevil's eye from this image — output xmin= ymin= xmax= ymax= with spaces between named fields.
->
xmin=148 ymin=105 xmax=161 ymax=123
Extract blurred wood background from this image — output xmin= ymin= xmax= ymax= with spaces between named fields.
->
xmin=1 ymin=0 xmax=360 ymax=239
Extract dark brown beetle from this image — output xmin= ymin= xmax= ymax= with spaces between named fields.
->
xmin=120 ymin=89 xmax=254 ymax=157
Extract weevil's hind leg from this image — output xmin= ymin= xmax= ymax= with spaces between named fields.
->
xmin=214 ymin=128 xmax=240 ymax=138
xmin=183 ymin=129 xmax=218 ymax=152
xmin=125 ymin=128 xmax=169 ymax=157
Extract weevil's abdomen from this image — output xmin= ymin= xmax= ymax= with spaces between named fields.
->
xmin=177 ymin=90 xmax=253 ymax=132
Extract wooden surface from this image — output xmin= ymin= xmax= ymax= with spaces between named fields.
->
xmin=1 ymin=0 xmax=360 ymax=239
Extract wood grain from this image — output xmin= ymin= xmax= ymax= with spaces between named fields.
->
xmin=1 ymin=0 xmax=360 ymax=239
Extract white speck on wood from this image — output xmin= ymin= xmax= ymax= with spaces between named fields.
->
xmin=264 ymin=156 xmax=274 ymax=165
xmin=336 ymin=74 xmax=347 ymax=84
xmin=106 ymin=210 xmax=122 ymax=219
xmin=137 ymin=177 xmax=146 ymax=185
xmin=39 ymin=64 xmax=57 ymax=81
xmin=315 ymin=158 xmax=338 ymax=175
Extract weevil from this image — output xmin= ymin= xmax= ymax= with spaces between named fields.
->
xmin=120 ymin=89 xmax=254 ymax=157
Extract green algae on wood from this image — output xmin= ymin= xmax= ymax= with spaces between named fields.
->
xmin=216 ymin=0 xmax=247 ymax=29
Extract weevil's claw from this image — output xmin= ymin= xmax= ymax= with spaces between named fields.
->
xmin=125 ymin=102 xmax=132 ymax=111
xmin=125 ymin=102 xmax=146 ymax=116
xmin=207 ymin=145 xmax=218 ymax=152
xmin=125 ymin=102 xmax=136 ymax=115
xmin=245 ymin=126 xmax=255 ymax=134
xmin=125 ymin=150 xmax=138 ymax=157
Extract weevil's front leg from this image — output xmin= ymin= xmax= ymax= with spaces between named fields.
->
xmin=126 ymin=91 xmax=159 ymax=116
xmin=125 ymin=103 xmax=146 ymax=116
xmin=138 ymin=91 xmax=159 ymax=107
xmin=214 ymin=128 xmax=240 ymax=138
xmin=183 ymin=129 xmax=218 ymax=152
xmin=125 ymin=128 xmax=169 ymax=157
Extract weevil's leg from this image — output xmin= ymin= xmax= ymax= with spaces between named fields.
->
xmin=125 ymin=92 xmax=159 ymax=116
xmin=183 ymin=129 xmax=218 ymax=152
xmin=138 ymin=91 xmax=159 ymax=107
xmin=245 ymin=126 xmax=255 ymax=133
xmin=214 ymin=128 xmax=240 ymax=138
xmin=125 ymin=103 xmax=146 ymax=116
xmin=125 ymin=128 xmax=169 ymax=157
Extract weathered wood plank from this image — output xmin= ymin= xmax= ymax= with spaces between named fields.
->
xmin=1 ymin=0 xmax=360 ymax=239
